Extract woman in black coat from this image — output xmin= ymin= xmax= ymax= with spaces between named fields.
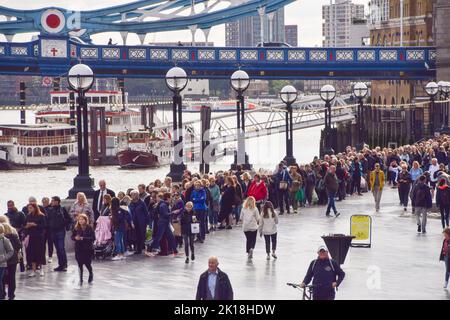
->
xmin=180 ymin=202 xmax=196 ymax=264
xmin=72 ymin=213 xmax=95 ymax=285
xmin=218 ymin=177 xmax=236 ymax=230
xmin=436 ymin=179 xmax=450 ymax=229
xmin=24 ymin=203 xmax=46 ymax=277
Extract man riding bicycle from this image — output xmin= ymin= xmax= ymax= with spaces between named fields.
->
xmin=300 ymin=245 xmax=345 ymax=300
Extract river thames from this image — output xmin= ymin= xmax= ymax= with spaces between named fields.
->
xmin=0 ymin=109 xmax=321 ymax=206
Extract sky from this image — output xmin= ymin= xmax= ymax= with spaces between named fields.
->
xmin=0 ymin=0 xmax=370 ymax=47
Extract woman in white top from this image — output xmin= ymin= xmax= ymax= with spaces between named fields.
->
xmin=428 ymin=158 xmax=440 ymax=197
xmin=259 ymin=201 xmax=279 ymax=260
xmin=239 ymin=196 xmax=260 ymax=260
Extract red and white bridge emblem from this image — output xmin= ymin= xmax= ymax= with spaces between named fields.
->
xmin=40 ymin=9 xmax=66 ymax=34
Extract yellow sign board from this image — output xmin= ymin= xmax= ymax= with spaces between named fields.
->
xmin=350 ymin=215 xmax=371 ymax=241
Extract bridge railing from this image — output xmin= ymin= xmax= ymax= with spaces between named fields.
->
xmin=72 ymin=43 xmax=436 ymax=65
xmin=0 ymin=37 xmax=437 ymax=66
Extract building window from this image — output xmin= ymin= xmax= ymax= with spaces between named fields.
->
xmin=43 ymin=147 xmax=50 ymax=157
xmin=33 ymin=147 xmax=41 ymax=157
xmin=60 ymin=146 xmax=68 ymax=155
xmin=51 ymin=146 xmax=59 ymax=156
xmin=27 ymin=148 xmax=32 ymax=157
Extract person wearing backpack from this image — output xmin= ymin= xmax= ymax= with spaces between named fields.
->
xmin=412 ymin=175 xmax=432 ymax=233
xmin=300 ymin=245 xmax=345 ymax=300
xmin=436 ymin=178 xmax=450 ymax=229
xmin=0 ymin=224 xmax=14 ymax=300
xmin=46 ymin=196 xmax=72 ymax=272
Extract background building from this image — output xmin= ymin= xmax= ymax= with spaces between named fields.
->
xmin=369 ymin=0 xmax=436 ymax=108
xmin=434 ymin=0 xmax=450 ymax=81
xmin=284 ymin=25 xmax=298 ymax=46
xmin=322 ymin=0 xmax=366 ymax=47
xmin=225 ymin=8 xmax=285 ymax=47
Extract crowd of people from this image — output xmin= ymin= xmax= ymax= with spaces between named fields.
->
xmin=2 ymin=136 xmax=450 ymax=299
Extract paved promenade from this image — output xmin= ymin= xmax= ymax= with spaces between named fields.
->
xmin=13 ymin=187 xmax=450 ymax=300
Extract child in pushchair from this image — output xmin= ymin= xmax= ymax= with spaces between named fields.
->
xmin=94 ymin=216 xmax=114 ymax=260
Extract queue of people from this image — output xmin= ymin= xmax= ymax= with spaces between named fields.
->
xmin=5 ymin=136 xmax=450 ymax=299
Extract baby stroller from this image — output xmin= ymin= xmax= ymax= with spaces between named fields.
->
xmin=94 ymin=216 xmax=114 ymax=260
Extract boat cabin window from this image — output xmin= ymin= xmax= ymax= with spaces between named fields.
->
xmin=101 ymin=97 xmax=108 ymax=104
xmin=51 ymin=146 xmax=59 ymax=156
xmin=52 ymin=97 xmax=59 ymax=104
xmin=113 ymin=117 xmax=120 ymax=125
xmin=60 ymin=146 xmax=68 ymax=155
xmin=92 ymin=97 xmax=100 ymax=104
xmin=33 ymin=147 xmax=41 ymax=157
xmin=43 ymin=147 xmax=50 ymax=157
xmin=27 ymin=148 xmax=32 ymax=157
xmin=60 ymin=97 xmax=68 ymax=104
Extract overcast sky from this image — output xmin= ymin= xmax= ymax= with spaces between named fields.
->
xmin=1 ymin=0 xmax=369 ymax=46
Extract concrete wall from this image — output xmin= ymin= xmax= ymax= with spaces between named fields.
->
xmin=435 ymin=0 xmax=450 ymax=81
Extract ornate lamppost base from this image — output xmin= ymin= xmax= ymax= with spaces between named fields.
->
xmin=68 ymin=174 xmax=95 ymax=199
xmin=167 ymin=162 xmax=187 ymax=183
xmin=231 ymin=153 xmax=252 ymax=171
xmin=283 ymin=155 xmax=297 ymax=166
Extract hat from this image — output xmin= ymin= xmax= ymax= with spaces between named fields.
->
xmin=317 ymin=245 xmax=328 ymax=253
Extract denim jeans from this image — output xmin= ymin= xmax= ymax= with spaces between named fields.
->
xmin=326 ymin=191 xmax=337 ymax=215
xmin=114 ymin=230 xmax=125 ymax=254
xmin=277 ymin=189 xmax=290 ymax=213
xmin=208 ymin=207 xmax=218 ymax=226
xmin=233 ymin=204 xmax=242 ymax=224
xmin=51 ymin=230 xmax=67 ymax=268
xmin=151 ymin=220 xmax=177 ymax=252
xmin=195 ymin=210 xmax=207 ymax=240
xmin=264 ymin=233 xmax=277 ymax=254
xmin=445 ymin=255 xmax=449 ymax=282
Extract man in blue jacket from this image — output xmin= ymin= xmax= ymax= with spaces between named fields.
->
xmin=148 ymin=193 xmax=178 ymax=256
xmin=275 ymin=162 xmax=292 ymax=215
xmin=129 ymin=190 xmax=150 ymax=255
xmin=300 ymin=246 xmax=345 ymax=300
xmin=190 ymin=181 xmax=208 ymax=242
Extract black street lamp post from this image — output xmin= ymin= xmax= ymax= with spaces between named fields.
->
xmin=353 ymin=82 xmax=368 ymax=146
xmin=165 ymin=67 xmax=188 ymax=182
xmin=320 ymin=84 xmax=336 ymax=154
xmin=67 ymin=64 xmax=95 ymax=199
xmin=437 ymin=81 xmax=450 ymax=134
xmin=279 ymin=85 xmax=298 ymax=166
xmin=230 ymin=70 xmax=252 ymax=170
xmin=425 ymin=81 xmax=439 ymax=135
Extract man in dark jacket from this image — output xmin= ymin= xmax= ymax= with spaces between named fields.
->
xmin=5 ymin=200 xmax=26 ymax=231
xmin=324 ymin=165 xmax=340 ymax=217
xmin=300 ymin=246 xmax=345 ymax=300
xmin=47 ymin=196 xmax=72 ymax=271
xmin=412 ymin=175 xmax=432 ymax=233
xmin=196 ymin=256 xmax=233 ymax=300
xmin=129 ymin=190 xmax=150 ymax=254
xmin=92 ymin=180 xmax=115 ymax=223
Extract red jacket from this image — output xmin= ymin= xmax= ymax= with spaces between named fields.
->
xmin=247 ymin=181 xmax=268 ymax=201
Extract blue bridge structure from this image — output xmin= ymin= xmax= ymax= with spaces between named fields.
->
xmin=0 ymin=36 xmax=437 ymax=80
xmin=0 ymin=1 xmax=437 ymax=80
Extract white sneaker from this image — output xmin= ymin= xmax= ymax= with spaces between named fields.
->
xmin=28 ymin=271 xmax=36 ymax=278
xmin=125 ymin=251 xmax=133 ymax=257
xmin=444 ymin=281 xmax=448 ymax=289
xmin=39 ymin=269 xmax=44 ymax=277
xmin=48 ymin=258 xmax=52 ymax=263
xmin=111 ymin=256 xmax=122 ymax=261
xmin=266 ymin=254 xmax=270 ymax=260
xmin=120 ymin=256 xmax=126 ymax=260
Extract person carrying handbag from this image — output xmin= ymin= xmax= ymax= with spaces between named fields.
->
xmin=181 ymin=202 xmax=197 ymax=264
xmin=275 ymin=163 xmax=292 ymax=215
